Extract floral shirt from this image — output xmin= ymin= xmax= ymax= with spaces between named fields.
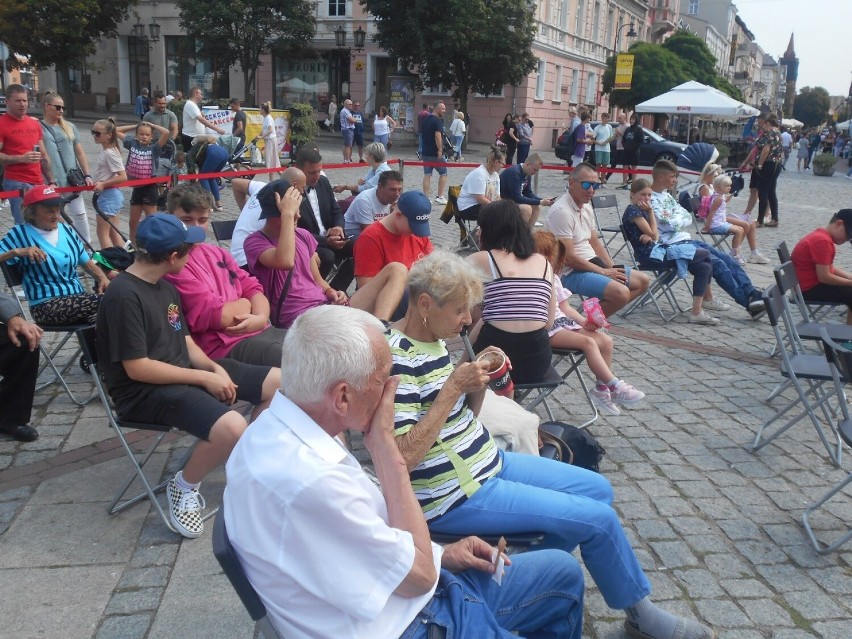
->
xmin=756 ymin=128 xmax=783 ymax=164
xmin=649 ymin=191 xmax=693 ymax=244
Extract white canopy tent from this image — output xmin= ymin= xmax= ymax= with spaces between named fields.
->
xmin=837 ymin=119 xmax=851 ymax=132
xmin=635 ymin=81 xmax=760 ymax=143
xmin=782 ymin=118 xmax=804 ymax=128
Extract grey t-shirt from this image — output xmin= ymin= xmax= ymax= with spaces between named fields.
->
xmin=343 ymin=188 xmax=391 ymax=238
xmin=39 ymin=120 xmax=81 ymax=187
xmin=143 ymin=109 xmax=178 ymax=136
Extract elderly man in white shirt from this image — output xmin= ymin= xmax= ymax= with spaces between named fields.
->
xmin=343 ymin=170 xmax=403 ymax=240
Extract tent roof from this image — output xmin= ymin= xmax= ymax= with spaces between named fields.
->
xmin=635 ymin=81 xmax=760 ymax=117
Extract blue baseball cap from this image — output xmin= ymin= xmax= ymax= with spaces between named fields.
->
xmin=397 ymin=191 xmax=431 ymax=237
xmin=136 ymin=213 xmax=206 ymax=253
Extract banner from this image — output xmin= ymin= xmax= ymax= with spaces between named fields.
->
xmin=202 ymin=107 xmax=291 ymax=159
xmin=614 ymin=55 xmax=635 ymax=90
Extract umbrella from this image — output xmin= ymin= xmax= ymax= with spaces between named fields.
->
xmin=782 ymin=118 xmax=804 ymax=128
xmin=837 ymin=119 xmax=851 ymax=132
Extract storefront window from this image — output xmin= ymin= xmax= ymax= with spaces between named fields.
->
xmin=273 ymin=58 xmax=330 ymax=110
xmin=165 ymin=36 xmax=229 ymax=99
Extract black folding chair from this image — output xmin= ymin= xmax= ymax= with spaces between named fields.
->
xmin=211 ymin=219 xmax=238 ymax=245
xmin=591 ymin=193 xmax=626 ymax=259
xmin=776 ymin=241 xmax=844 ymax=323
xmin=550 ymin=348 xmax=598 ymax=428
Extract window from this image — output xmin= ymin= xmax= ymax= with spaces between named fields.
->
xmin=273 ymin=58 xmax=330 ymax=110
xmin=328 ymin=0 xmax=346 ymax=17
xmin=570 ymin=69 xmax=579 ymax=102
xmin=585 ymin=72 xmax=596 ymax=104
xmin=422 ymin=83 xmax=452 ymax=96
xmin=535 ymin=60 xmax=547 ymax=100
xmin=558 ymin=0 xmax=569 ymax=30
xmin=688 ymin=0 xmax=699 ymax=15
xmin=606 ymin=9 xmax=615 ymax=49
xmin=166 ymin=36 xmax=230 ymax=98
xmin=575 ymin=0 xmax=586 ymax=36
xmin=592 ymin=2 xmax=601 ymax=42
xmin=553 ymin=65 xmax=563 ymax=102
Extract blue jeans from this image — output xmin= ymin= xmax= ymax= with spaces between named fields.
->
xmin=429 ymin=451 xmax=652 ymax=609
xmin=694 ymin=241 xmax=758 ymax=308
xmin=375 ymin=133 xmax=389 ymax=146
xmin=199 ymin=144 xmax=229 ymax=202
xmin=453 ymin=135 xmax=463 ymax=158
xmin=400 ymin=550 xmax=584 ymax=639
xmin=417 ymin=132 xmax=423 ymax=155
xmin=3 ymin=178 xmax=34 ymax=225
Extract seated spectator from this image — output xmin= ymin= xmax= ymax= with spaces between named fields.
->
xmin=224 ymin=304 xmax=585 ymax=639
xmin=703 ymin=174 xmax=746 ymax=264
xmin=0 ymin=291 xmax=42 ymax=442
xmin=332 ymin=141 xmax=391 ymax=196
xmin=649 ymin=161 xmax=765 ymax=319
xmin=534 ymin=231 xmax=644 ymax=415
xmin=387 ymin=250 xmax=715 ymax=639
xmin=791 ymin=209 xmax=852 ymax=324
xmin=544 ymin=163 xmax=650 ymax=317
xmin=97 ymin=213 xmax=280 ymax=538
xmin=623 ymin=179 xmax=718 ymax=325
xmin=499 ymin=152 xmax=556 ymax=227
xmin=353 ymin=190 xmax=434 ymax=289
xmin=245 ymin=181 xmax=406 ymax=329
xmin=0 ymin=185 xmax=110 ymax=326
xmin=456 ymin=146 xmax=504 ymax=246
xmin=163 ymin=183 xmax=287 ymax=367
xmin=342 ymin=169 xmax=403 ymax=240
xmin=230 ymin=170 xmax=307 ymax=269
xmin=468 ymin=200 xmax=556 ymax=384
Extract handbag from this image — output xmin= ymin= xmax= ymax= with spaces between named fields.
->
xmin=539 ymin=421 xmax=606 ymax=472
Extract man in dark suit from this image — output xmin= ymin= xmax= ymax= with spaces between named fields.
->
xmin=294 ymin=148 xmax=354 ymax=290
xmin=0 ymin=291 xmax=42 ymax=441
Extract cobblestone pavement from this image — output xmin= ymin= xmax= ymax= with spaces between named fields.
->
xmin=0 ymin=114 xmax=850 ymax=638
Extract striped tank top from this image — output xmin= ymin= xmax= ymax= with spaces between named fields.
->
xmin=480 ymin=251 xmax=551 ymax=323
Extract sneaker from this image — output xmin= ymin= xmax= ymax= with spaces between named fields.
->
xmin=589 ymin=386 xmax=621 ymax=416
xmin=702 ymin=298 xmax=731 ymax=312
xmin=688 ymin=311 xmax=720 ymax=325
xmin=730 ymin=250 xmax=746 ymax=265
xmin=166 ymin=476 xmax=206 ymax=539
xmin=624 ymin=618 xmax=715 ymax=639
xmin=434 ymin=195 xmax=448 ymax=205
xmin=748 ymin=253 xmax=770 ymax=264
xmin=610 ymin=381 xmax=645 ymax=405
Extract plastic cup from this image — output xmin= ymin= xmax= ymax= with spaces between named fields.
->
xmin=476 ymin=351 xmax=514 ymax=397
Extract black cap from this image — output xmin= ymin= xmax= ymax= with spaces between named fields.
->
xmin=830 ymin=209 xmax=852 ymax=240
xmin=257 ymin=179 xmax=293 ymax=219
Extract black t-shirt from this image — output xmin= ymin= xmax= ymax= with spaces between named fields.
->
xmin=232 ymin=110 xmax=247 ymax=143
xmin=421 ymin=114 xmax=444 ymax=157
xmin=622 ymin=125 xmax=643 ymax=152
xmin=97 ymin=272 xmax=191 ymax=408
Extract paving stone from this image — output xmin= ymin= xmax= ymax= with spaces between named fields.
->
xmin=693 ymin=599 xmax=752 ymax=627
xmin=117 ymin=566 xmax=171 ymax=590
xmin=130 ymin=543 xmax=180 ymax=568
xmin=94 ymin=614 xmax=152 ymax=639
xmin=716 ymin=518 xmax=763 ymax=540
xmin=672 ymin=568 xmax=725 ymax=598
xmin=782 ymin=588 xmax=851 ymax=621
xmin=104 ymin=588 xmax=163 ymax=614
xmin=809 ymin=567 xmax=852 ymax=594
xmin=743 ymin=598 xmax=795 ymax=626
xmin=770 ymin=631 xmax=820 ymax=639
xmin=720 ymin=578 xmax=774 ymax=598
xmin=648 ymin=541 xmax=700 ymax=568
xmin=810 ymin=620 xmax=852 ymax=639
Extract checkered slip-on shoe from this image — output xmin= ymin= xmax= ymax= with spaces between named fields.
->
xmin=166 ymin=476 xmax=206 ymax=539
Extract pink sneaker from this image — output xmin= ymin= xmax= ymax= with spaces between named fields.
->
xmin=609 ymin=381 xmax=645 ymax=405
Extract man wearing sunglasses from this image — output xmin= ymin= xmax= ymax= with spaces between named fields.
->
xmin=545 ymin=163 xmax=649 ymax=316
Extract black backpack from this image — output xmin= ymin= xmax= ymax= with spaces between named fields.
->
xmin=539 ymin=421 xmax=606 ymax=472
xmin=555 ymin=128 xmax=576 ymax=160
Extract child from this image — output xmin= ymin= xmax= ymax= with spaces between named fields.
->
xmin=116 ymin=121 xmax=171 ymax=244
xmin=533 ymin=230 xmax=644 ymax=416
xmin=171 ymin=150 xmax=188 ymax=176
xmin=700 ymin=168 xmax=768 ymax=265
xmin=96 ymin=213 xmax=280 ymax=538
xmin=91 ymin=118 xmax=127 ymax=249
xmin=704 ymin=174 xmax=746 ymax=264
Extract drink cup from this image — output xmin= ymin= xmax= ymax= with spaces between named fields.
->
xmin=476 ymin=350 xmax=514 ymax=397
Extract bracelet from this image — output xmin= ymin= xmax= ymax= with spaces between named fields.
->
xmin=84 ymin=174 xmax=91 ymax=178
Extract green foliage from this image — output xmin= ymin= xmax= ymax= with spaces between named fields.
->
xmin=169 ymin=100 xmax=187 ymax=136
xmin=175 ymin=0 xmax=315 ymax=106
xmin=662 ymin=30 xmax=717 ymax=86
xmin=0 ymin=0 xmax=133 ymax=69
xmin=602 ymin=43 xmax=690 ymax=110
xmin=812 ymin=152 xmax=838 ymax=170
xmin=361 ymin=0 xmax=537 ymax=112
xmin=715 ymin=142 xmax=730 ymax=163
xmin=793 ymin=86 xmax=831 ymax=128
xmin=288 ymin=103 xmax=319 ymax=155
xmin=713 ymin=77 xmax=743 ymax=102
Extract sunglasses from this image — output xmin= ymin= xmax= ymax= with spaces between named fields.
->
xmin=90 ymin=130 xmax=102 ymax=137
xmin=578 ymin=180 xmax=603 ymax=190
xmin=50 ymin=104 xmax=65 ymax=111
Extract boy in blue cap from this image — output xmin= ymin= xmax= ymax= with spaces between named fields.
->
xmin=96 ymin=214 xmax=280 ymax=538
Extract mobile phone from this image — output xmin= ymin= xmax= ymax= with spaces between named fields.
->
xmin=33 ymin=145 xmax=39 ymax=152
xmin=613 ymin=264 xmax=625 ymax=270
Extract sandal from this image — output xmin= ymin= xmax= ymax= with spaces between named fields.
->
xmin=765 ymin=220 xmax=779 ymax=227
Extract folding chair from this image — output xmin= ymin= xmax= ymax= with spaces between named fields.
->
xmin=774 ymin=261 xmax=852 ymax=345
xmin=776 ymin=241 xmax=844 ymax=323
xmin=1 ymin=261 xmax=94 ymax=406
xmin=617 ymin=225 xmax=687 ymax=322
xmin=591 ymin=193 xmax=627 ymax=260
xmin=75 ymin=326 xmax=219 ymax=533
xmin=550 ymin=348 xmax=598 ymax=428
xmin=690 ymin=196 xmax=732 ymax=252
xmin=801 ymin=328 xmax=852 ymax=554
xmin=445 ymin=185 xmax=479 ymax=251
xmin=750 ymin=285 xmax=843 ymax=467
xmin=211 ymin=219 xmax=238 ymax=245
xmin=212 ymin=509 xmax=284 ymax=639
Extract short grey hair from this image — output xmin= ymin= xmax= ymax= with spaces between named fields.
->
xmin=281 ymin=306 xmax=385 ymax=404
xmin=364 ymin=142 xmax=386 ymax=163
xmin=407 ymin=250 xmax=484 ymax=309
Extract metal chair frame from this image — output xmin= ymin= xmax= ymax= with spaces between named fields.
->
xmin=690 ymin=195 xmax=733 ymax=253
xmin=591 ymin=193 xmax=627 ymax=260
xmin=211 ymin=219 xmax=238 ymax=245
xmin=551 ymin=348 xmax=598 ymax=429
xmin=776 ymin=241 xmax=844 ymax=323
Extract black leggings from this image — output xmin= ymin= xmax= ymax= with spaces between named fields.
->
xmin=30 ymin=293 xmax=102 ymax=327
xmin=802 ymin=283 xmax=852 ymax=309
xmin=756 ymin=161 xmax=781 ymax=224
xmin=473 ymin=323 xmax=551 ymax=384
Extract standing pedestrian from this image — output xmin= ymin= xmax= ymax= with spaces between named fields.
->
xmin=116 ymin=121 xmax=171 ymax=242
xmin=90 ymin=119 xmax=127 ymax=249
xmin=260 ymin=102 xmax=281 ymax=181
xmin=780 ymin=127 xmax=793 ymax=169
xmin=181 ymin=87 xmax=224 ymax=152
xmin=228 ymin=98 xmax=246 ymax=149
xmin=501 ymin=113 xmax=519 ymax=165
xmin=421 ymin=101 xmax=448 ymax=204
xmin=327 ymin=95 xmax=337 ymax=132
xmin=339 ymin=98 xmax=356 ymax=163
xmin=373 ymin=106 xmax=396 ymax=147
xmin=134 ymin=88 xmax=150 ymax=120
xmin=143 ymin=91 xmax=179 ymax=141
xmin=516 ymin=112 xmax=533 ymax=165
xmin=797 ymin=133 xmax=810 ymax=172
xmin=352 ymin=101 xmax=365 ymax=162
xmin=449 ymin=111 xmax=466 ymax=162
xmin=593 ymin=113 xmax=615 ymax=184
xmin=755 ymin=114 xmax=783 ymax=228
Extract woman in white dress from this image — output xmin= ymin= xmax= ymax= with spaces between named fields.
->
xmin=260 ymin=102 xmax=281 ymax=179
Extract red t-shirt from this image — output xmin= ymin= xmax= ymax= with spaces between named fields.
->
xmin=0 ymin=113 xmax=44 ymax=184
xmin=353 ymin=222 xmax=433 ymax=278
xmin=791 ymin=227 xmax=835 ymax=291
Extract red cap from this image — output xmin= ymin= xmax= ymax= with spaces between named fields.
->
xmin=23 ymin=185 xmax=65 ymax=208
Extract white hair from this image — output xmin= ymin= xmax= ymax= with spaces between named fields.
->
xmin=280 ymin=306 xmax=385 ymax=404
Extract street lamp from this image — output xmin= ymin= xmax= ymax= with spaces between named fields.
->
xmin=132 ymin=19 xmax=161 ymax=43
xmin=614 ymin=22 xmax=638 ymax=53
xmin=335 ymin=26 xmax=366 ymax=52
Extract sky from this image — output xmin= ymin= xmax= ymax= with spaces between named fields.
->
xmin=731 ymin=0 xmax=852 ymax=97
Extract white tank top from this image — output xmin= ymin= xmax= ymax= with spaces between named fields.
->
xmin=373 ymin=116 xmax=389 ymax=137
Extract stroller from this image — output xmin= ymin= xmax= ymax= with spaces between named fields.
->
xmin=61 ymin=193 xmax=134 ymax=274
xmin=221 ymin=135 xmax=259 ymax=181
xmin=154 ymin=139 xmax=177 ymax=210
xmin=676 ymin=142 xmax=745 ymax=212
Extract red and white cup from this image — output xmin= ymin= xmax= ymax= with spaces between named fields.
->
xmin=476 ymin=351 xmax=514 ymax=397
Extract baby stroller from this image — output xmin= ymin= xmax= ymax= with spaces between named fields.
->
xmin=676 ymin=142 xmax=745 ymax=211
xmin=441 ymin=127 xmax=454 ymax=162
xmin=221 ymin=135 xmax=259 ymax=181
xmin=154 ymin=139 xmax=177 ymax=210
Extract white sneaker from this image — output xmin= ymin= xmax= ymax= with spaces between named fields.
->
xmin=748 ymin=253 xmax=770 ymax=264
xmin=610 ymin=381 xmax=646 ymax=405
xmin=434 ymin=195 xmax=448 ymax=205
xmin=166 ymin=475 xmax=206 ymax=539
xmin=589 ymin=386 xmax=621 ymax=416
xmin=688 ymin=311 xmax=720 ymax=325
xmin=702 ymin=298 xmax=731 ymax=312
xmin=729 ymin=250 xmax=746 ymax=265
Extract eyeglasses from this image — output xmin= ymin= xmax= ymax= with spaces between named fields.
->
xmin=50 ymin=104 xmax=65 ymax=111
xmin=90 ymin=130 xmax=102 ymax=137
xmin=578 ymin=180 xmax=603 ymax=190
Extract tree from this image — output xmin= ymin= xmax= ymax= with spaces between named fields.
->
xmin=176 ymin=0 xmax=315 ymax=106
xmin=661 ymin=30 xmax=717 ymax=86
xmin=0 ymin=0 xmax=135 ymax=115
xmin=361 ymin=0 xmax=537 ymax=114
xmin=793 ymin=86 xmax=831 ymax=128
xmin=601 ymin=42 xmax=691 ymax=110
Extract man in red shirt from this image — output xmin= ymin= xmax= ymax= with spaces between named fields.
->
xmin=354 ymin=190 xmax=433 ymax=289
xmin=791 ymin=209 xmax=852 ymax=324
xmin=0 ymin=84 xmax=53 ymax=225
